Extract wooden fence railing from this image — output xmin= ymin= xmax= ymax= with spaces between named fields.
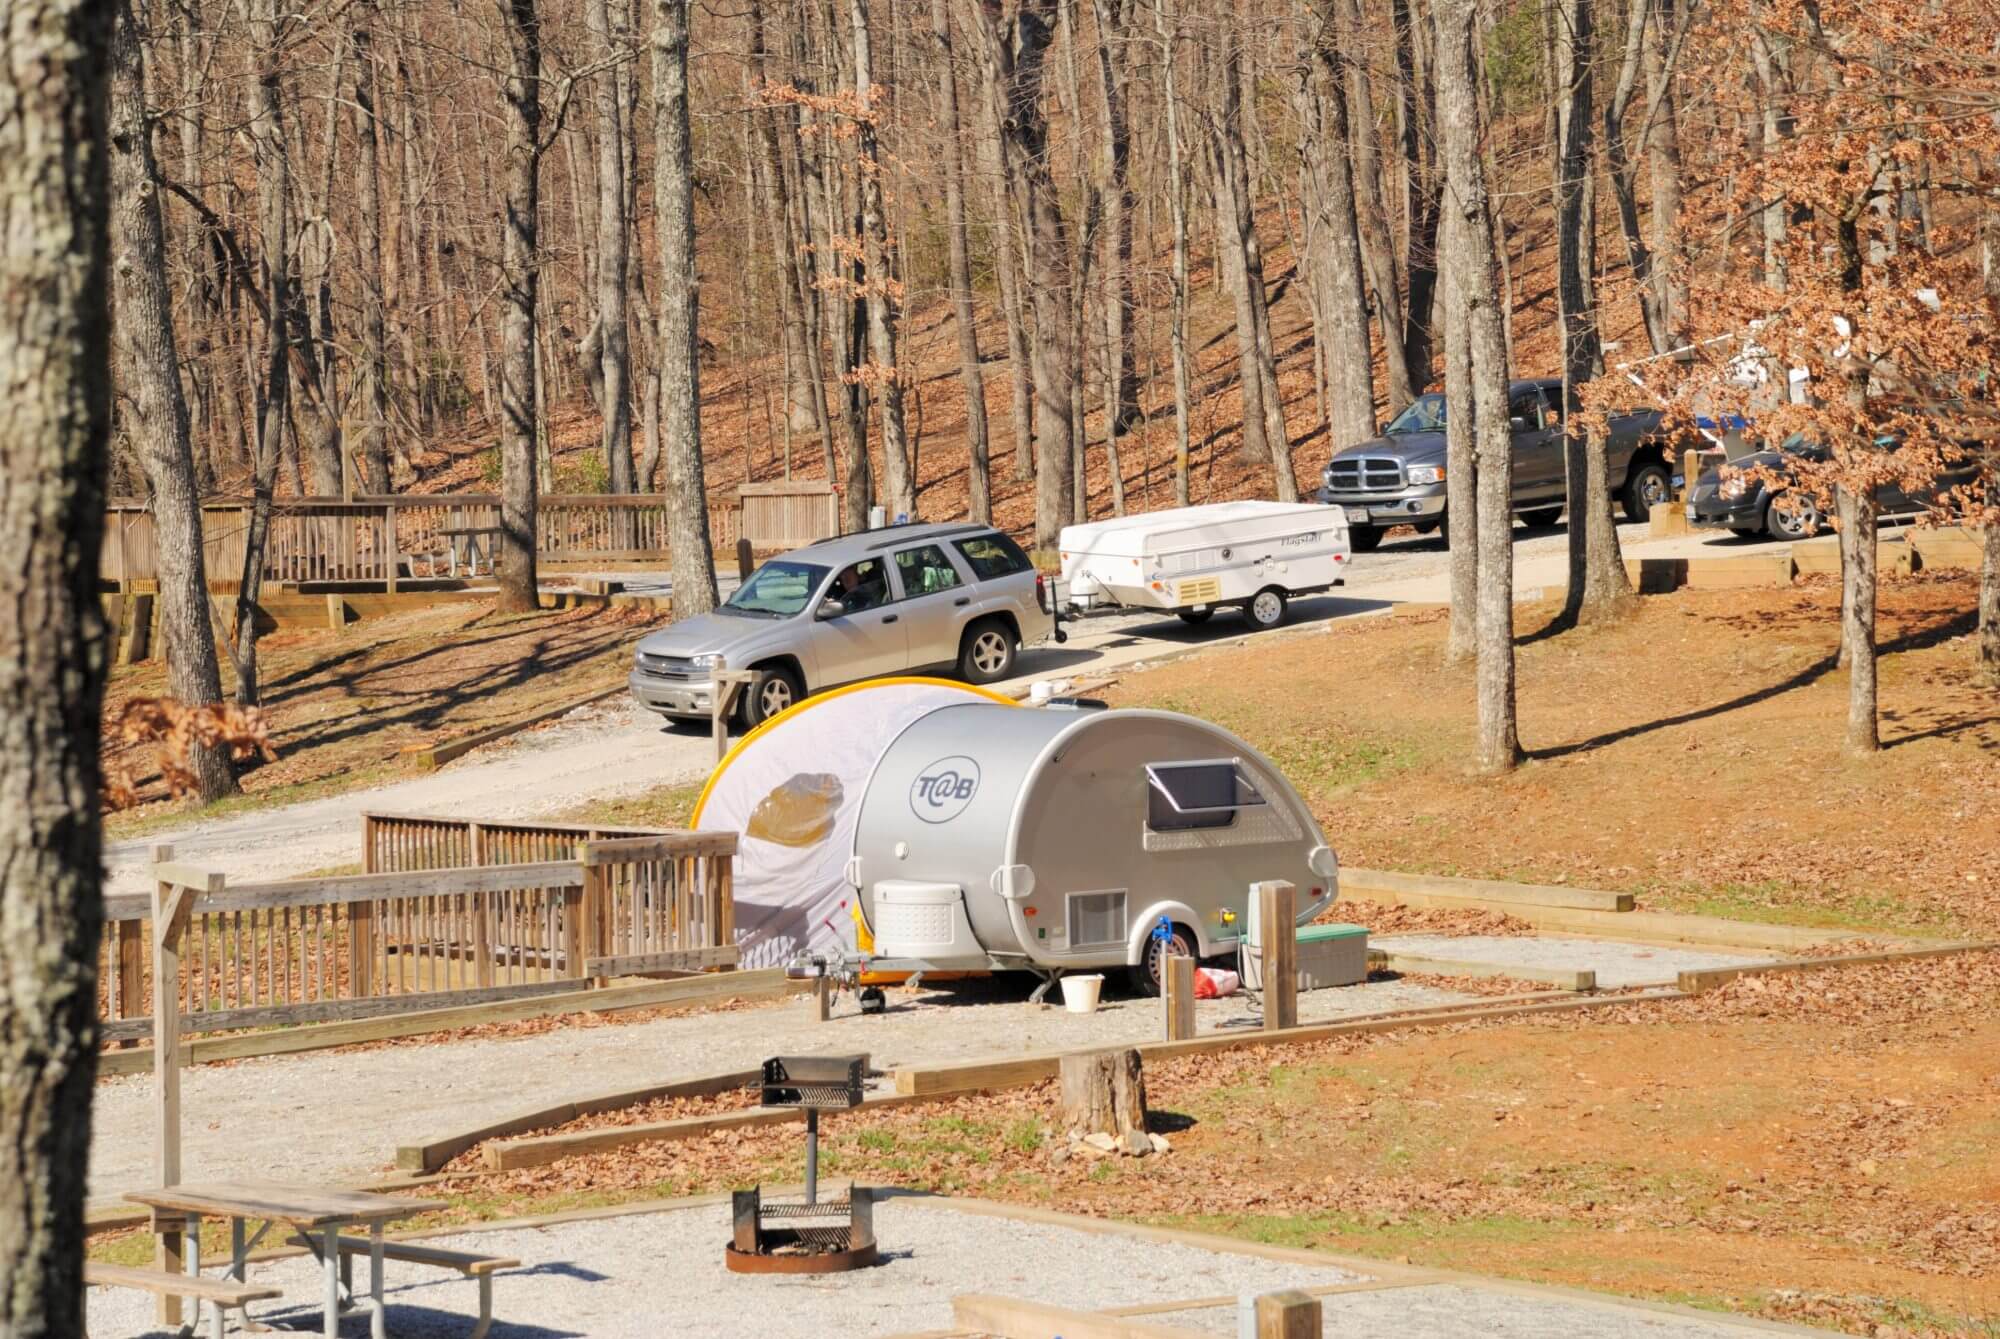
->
xmin=102 ymin=494 xmax=745 ymax=589
xmin=98 ymin=823 xmax=738 ymax=1043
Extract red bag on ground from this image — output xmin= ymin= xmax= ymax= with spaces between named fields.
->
xmin=1192 ymin=967 xmax=1240 ymax=998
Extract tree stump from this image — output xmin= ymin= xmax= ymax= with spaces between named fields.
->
xmin=1057 ymin=1048 xmax=1148 ymax=1141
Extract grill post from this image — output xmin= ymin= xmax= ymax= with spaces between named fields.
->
xmin=725 ymin=1055 xmax=879 ymax=1274
xmin=804 ymin=1108 xmax=819 ymax=1206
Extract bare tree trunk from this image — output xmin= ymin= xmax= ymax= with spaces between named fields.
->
xmin=931 ymin=0 xmax=991 ymax=521
xmin=852 ymin=0 xmax=915 ymax=520
xmin=492 ymin=0 xmax=543 ymax=612
xmin=233 ymin=0 xmax=293 ymax=705
xmin=1837 ymin=484 xmax=1879 ymax=754
xmin=655 ymin=0 xmax=719 ymax=609
xmin=750 ymin=0 xmax=831 ymax=454
xmin=1304 ymin=0 xmax=1378 ymax=451
xmin=353 ymin=1 xmax=393 ymax=495
xmin=1392 ymin=0 xmax=1440 ymax=390
xmin=1749 ymin=28 xmax=1788 ymax=292
xmin=587 ymin=0 xmax=636 ymax=495
xmin=1340 ymin=0 xmax=1412 ymax=407
xmin=1442 ymin=225 xmax=1478 ymax=663
xmin=0 ymin=0 xmax=110 ymax=1321
xmin=1158 ymin=0 xmax=1193 ymax=507
xmin=1640 ymin=0 xmax=1687 ymax=346
xmin=1552 ymin=0 xmax=1632 ymax=627
xmin=1091 ymin=0 xmax=1139 ymax=442
xmin=980 ymin=91 xmax=1036 ymax=488
xmin=973 ymin=0 xmax=1075 ymax=549
xmin=111 ymin=0 xmax=237 ymax=801
xmin=1980 ymin=511 xmax=2000 ymax=684
xmin=1436 ymin=0 xmax=1519 ymax=771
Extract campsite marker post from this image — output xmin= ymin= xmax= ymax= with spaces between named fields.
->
xmin=1255 ymin=881 xmax=1298 ymax=1031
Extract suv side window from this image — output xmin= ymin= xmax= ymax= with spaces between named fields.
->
xmin=1509 ymin=391 xmax=1549 ymax=430
xmin=892 ymin=544 xmax=963 ymax=597
xmin=828 ymin=558 xmax=891 ymax=614
xmin=953 ymin=533 xmax=1032 ymax=580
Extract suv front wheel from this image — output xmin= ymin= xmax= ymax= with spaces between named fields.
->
xmin=958 ymin=619 xmax=1017 ymax=685
xmin=740 ymin=664 xmax=802 ymax=729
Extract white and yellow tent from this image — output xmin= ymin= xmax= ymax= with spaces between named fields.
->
xmin=691 ymin=677 xmax=1015 ymax=969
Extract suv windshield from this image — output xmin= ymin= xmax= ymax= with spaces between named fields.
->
xmin=724 ymin=560 xmax=829 ymax=617
xmin=1385 ymin=393 xmax=1447 ymax=435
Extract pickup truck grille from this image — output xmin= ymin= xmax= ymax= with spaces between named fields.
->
xmin=636 ymin=652 xmax=700 ymax=679
xmin=1327 ymin=457 xmax=1406 ymax=493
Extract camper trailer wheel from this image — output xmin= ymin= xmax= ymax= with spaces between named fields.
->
xmin=858 ymin=986 xmax=887 ymax=1014
xmin=1246 ymin=587 xmax=1288 ymax=630
xmin=1133 ymin=923 xmax=1198 ymax=995
xmin=959 ymin=620 xmax=1017 ymax=684
xmin=1176 ymin=608 xmax=1213 ymax=625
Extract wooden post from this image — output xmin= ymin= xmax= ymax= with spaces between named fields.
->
xmin=1163 ymin=953 xmax=1195 ymax=1041
xmin=115 ymin=917 xmax=144 ymax=1041
xmin=150 ymin=844 xmax=203 ymax=1325
xmin=814 ymin=972 xmax=831 ymax=1022
xmin=325 ymin=593 xmax=345 ymax=631
xmin=1256 ymin=880 xmax=1298 ymax=1031
xmin=1681 ymin=447 xmax=1701 ymax=503
xmin=1254 ymin=1290 xmax=1321 ymax=1339
xmin=735 ymin=536 xmax=753 ymax=582
xmin=710 ymin=670 xmax=755 ymax=763
xmin=383 ymin=502 xmax=399 ymax=594
xmin=116 ymin=509 xmax=130 ymax=592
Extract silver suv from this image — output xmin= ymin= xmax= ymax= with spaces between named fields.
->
xmin=630 ymin=522 xmax=1055 ymax=727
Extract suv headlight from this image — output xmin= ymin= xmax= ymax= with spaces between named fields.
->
xmin=1407 ymin=464 xmax=1445 ymax=485
xmin=689 ymin=652 xmax=726 ymax=670
xmin=1718 ymin=475 xmax=1749 ymax=500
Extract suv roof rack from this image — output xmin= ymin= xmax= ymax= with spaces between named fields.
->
xmin=864 ymin=522 xmax=987 ymax=552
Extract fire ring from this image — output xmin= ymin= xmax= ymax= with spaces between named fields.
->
xmin=723 ymin=1241 xmax=881 ymax=1275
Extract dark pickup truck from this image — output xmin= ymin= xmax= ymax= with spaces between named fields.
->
xmin=1314 ymin=377 xmax=1673 ymax=551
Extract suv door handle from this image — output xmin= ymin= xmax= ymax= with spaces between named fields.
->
xmin=953 ymin=596 xmax=971 ymax=607
xmin=881 ymin=614 xmax=898 ymax=624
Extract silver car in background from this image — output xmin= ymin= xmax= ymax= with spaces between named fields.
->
xmin=629 ymin=522 xmax=1055 ymax=728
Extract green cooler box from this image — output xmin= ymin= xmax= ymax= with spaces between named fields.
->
xmin=1241 ymin=922 xmax=1369 ymax=991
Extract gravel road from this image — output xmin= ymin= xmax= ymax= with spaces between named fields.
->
xmin=87 ymin=974 xmax=1475 ymax=1203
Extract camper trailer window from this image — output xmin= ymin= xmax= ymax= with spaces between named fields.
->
xmin=1145 ymin=760 xmax=1267 ymax=832
xmin=953 ymin=533 xmax=1033 ymax=580
xmin=893 ymin=544 xmax=964 ymax=596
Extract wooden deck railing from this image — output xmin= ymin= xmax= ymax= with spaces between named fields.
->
xmin=98 ymin=820 xmax=738 ymax=1043
xmin=102 ymin=494 xmax=746 ymax=589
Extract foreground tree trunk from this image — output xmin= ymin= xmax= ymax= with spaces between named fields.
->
xmin=1436 ymin=0 xmax=1519 ymax=771
xmin=655 ymin=0 xmax=719 ymax=611
xmin=494 ymin=0 xmax=543 ymax=613
xmin=1981 ymin=519 xmax=2000 ymax=684
xmin=1552 ymin=0 xmax=1632 ymax=626
xmin=1441 ymin=230 xmax=1478 ymax=664
xmin=1837 ymin=485 xmax=1879 ymax=754
xmin=111 ymin=0 xmax=237 ymax=801
xmin=930 ymin=0 xmax=991 ymax=521
xmin=0 ymin=0 xmax=112 ymax=1324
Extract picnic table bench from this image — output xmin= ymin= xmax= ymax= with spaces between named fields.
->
xmin=126 ymin=1181 xmax=450 ymax=1339
xmin=83 ymin=1262 xmax=279 ymax=1338
xmin=439 ymin=525 xmax=504 ymax=578
xmin=289 ymin=1235 xmax=518 ymax=1339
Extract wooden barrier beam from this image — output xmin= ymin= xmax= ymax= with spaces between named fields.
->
xmin=1339 ymin=866 xmax=1633 ymax=913
xmin=1369 ymin=950 xmax=1597 ymax=992
xmin=952 ymin=1293 xmax=1204 ymax=1339
xmin=395 ymin=1068 xmax=761 ymax=1172
xmin=1677 ymin=941 xmax=1993 ymax=994
xmin=576 ymin=832 xmax=737 ymax=864
xmin=583 ymin=946 xmax=739 ymax=978
xmin=483 ymin=1106 xmax=795 ymax=1171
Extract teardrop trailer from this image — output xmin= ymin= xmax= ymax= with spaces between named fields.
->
xmin=797 ymin=698 xmax=1355 ymax=997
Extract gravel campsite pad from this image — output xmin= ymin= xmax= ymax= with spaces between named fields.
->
xmin=1370 ymin=934 xmax=1770 ymax=989
xmin=84 ymin=1198 xmax=1366 ymax=1339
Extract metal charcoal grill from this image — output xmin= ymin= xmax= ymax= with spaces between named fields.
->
xmin=725 ymin=1055 xmax=880 ymax=1274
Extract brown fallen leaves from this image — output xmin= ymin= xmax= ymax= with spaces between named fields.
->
xmin=104 ymin=696 xmax=275 ymax=807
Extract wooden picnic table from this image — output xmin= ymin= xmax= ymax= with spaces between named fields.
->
xmin=439 ymin=524 xmax=503 ymax=578
xmin=127 ymin=1181 xmax=447 ymax=1339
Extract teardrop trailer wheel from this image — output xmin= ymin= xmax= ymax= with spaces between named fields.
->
xmin=1246 ymin=587 xmax=1288 ymax=631
xmin=1131 ymin=922 xmax=1199 ymax=996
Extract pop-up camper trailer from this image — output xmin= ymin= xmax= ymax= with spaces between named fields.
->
xmin=696 ymin=680 xmax=1341 ymax=993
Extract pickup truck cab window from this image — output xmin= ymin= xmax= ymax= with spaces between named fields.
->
xmin=1384 ymin=393 xmax=1447 ymax=435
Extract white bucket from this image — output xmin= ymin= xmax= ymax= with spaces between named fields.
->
xmin=1059 ymin=974 xmax=1104 ymax=1014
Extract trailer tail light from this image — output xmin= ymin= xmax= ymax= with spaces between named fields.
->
xmin=1035 ymin=572 xmax=1047 ymax=609
xmin=1023 ymin=906 xmax=1038 ymax=917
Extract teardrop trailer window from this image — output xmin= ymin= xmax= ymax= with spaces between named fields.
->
xmin=1144 ymin=758 xmax=1267 ymax=832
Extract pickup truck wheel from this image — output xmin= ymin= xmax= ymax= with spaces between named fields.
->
xmin=1246 ymin=587 xmax=1288 ymax=630
xmin=1349 ymin=525 xmax=1384 ymax=553
xmin=958 ymin=619 xmax=1017 ymax=685
xmin=740 ymin=665 xmax=802 ymax=728
xmin=1176 ymin=608 xmax=1214 ymax=625
xmin=1622 ymin=462 xmax=1671 ymax=521
xmin=1520 ymin=506 xmax=1564 ymax=530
